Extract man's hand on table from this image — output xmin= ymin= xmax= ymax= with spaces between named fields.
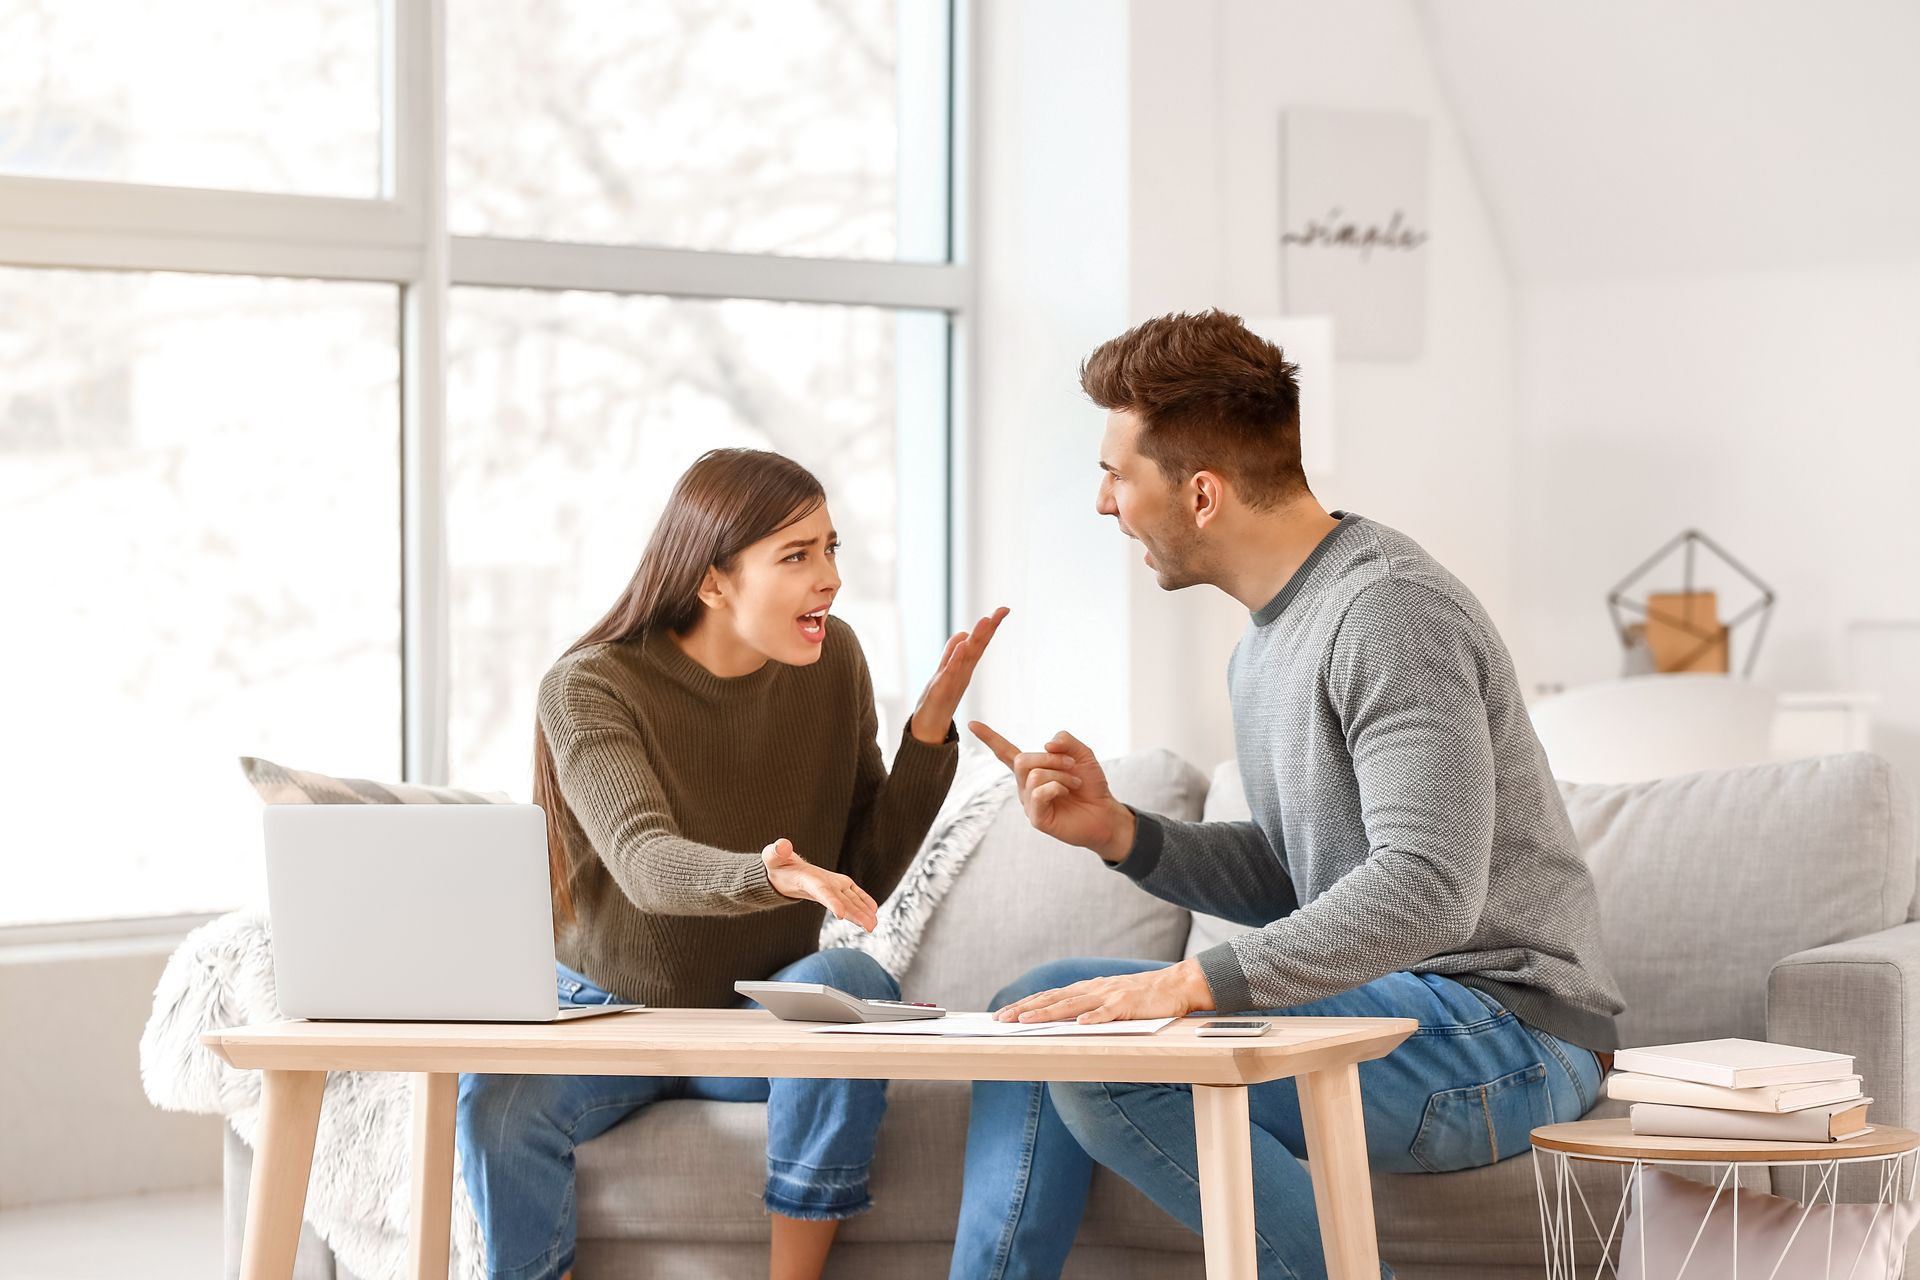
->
xmin=993 ymin=958 xmax=1217 ymax=1025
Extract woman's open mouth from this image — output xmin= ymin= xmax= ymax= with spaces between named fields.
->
xmin=797 ymin=609 xmax=829 ymax=643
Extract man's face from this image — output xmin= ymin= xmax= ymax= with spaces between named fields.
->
xmin=1096 ymin=410 xmax=1206 ymax=590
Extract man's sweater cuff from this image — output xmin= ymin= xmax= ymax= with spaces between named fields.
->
xmin=1108 ymin=806 xmax=1164 ymax=880
xmin=1195 ymin=941 xmax=1256 ymax=1014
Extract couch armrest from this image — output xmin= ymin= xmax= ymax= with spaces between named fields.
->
xmin=1768 ymin=919 xmax=1920 ymax=1131
xmin=1768 ymin=918 xmax=1920 ymax=1250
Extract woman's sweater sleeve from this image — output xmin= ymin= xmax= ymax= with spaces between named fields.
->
xmin=836 ymin=643 xmax=959 ymax=904
xmin=538 ymin=664 xmax=789 ymax=916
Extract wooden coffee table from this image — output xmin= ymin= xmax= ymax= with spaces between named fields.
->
xmin=203 ymin=1010 xmax=1415 ymax=1280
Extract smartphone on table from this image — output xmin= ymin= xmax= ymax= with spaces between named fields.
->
xmin=1196 ymin=1020 xmax=1272 ymax=1038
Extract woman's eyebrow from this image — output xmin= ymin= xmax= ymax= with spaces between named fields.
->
xmin=778 ymin=532 xmax=835 ymax=551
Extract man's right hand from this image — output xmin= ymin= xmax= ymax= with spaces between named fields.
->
xmin=968 ymin=723 xmax=1136 ymax=863
xmin=761 ymin=839 xmax=880 ymax=932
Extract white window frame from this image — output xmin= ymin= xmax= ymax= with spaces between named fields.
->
xmin=0 ymin=0 xmax=974 ymax=935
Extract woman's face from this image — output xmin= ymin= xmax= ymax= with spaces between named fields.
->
xmin=707 ymin=502 xmax=841 ymax=666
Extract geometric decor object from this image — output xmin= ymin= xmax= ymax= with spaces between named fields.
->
xmin=1608 ymin=529 xmax=1777 ymax=678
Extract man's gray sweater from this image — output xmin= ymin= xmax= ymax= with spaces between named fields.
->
xmin=1118 ymin=513 xmax=1625 ymax=1051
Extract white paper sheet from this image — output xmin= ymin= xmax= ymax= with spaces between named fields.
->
xmin=812 ymin=1013 xmax=1176 ymax=1037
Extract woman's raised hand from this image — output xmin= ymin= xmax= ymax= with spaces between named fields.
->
xmin=761 ymin=838 xmax=881 ymax=932
xmin=910 ymin=606 xmax=1010 ymax=745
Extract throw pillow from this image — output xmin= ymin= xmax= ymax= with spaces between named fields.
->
xmin=238 ymin=756 xmax=510 ymax=805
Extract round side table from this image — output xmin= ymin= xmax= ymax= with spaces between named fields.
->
xmin=1530 ymin=1118 xmax=1920 ymax=1279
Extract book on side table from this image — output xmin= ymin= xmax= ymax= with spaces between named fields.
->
xmin=1606 ymin=1072 xmax=1863 ymax=1113
xmin=1629 ymin=1097 xmax=1874 ymax=1143
xmin=1605 ymin=1037 xmax=1871 ymax=1140
xmin=1613 ymin=1037 xmax=1854 ymax=1089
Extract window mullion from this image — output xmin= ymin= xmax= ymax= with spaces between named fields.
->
xmin=398 ymin=0 xmax=451 ymax=785
xmin=449 ymin=236 xmax=967 ymax=311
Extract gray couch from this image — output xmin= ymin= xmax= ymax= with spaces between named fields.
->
xmin=227 ymin=749 xmax=1920 ymax=1279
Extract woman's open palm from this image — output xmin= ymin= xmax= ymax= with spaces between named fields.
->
xmin=761 ymin=839 xmax=880 ymax=932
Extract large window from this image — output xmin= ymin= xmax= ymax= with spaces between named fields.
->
xmin=0 ymin=0 xmax=382 ymax=196
xmin=448 ymin=0 xmax=945 ymax=261
xmin=0 ymin=1 xmax=964 ymax=928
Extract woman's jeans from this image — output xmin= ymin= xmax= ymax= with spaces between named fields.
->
xmin=457 ymin=947 xmax=896 ymax=1280
xmin=950 ymin=958 xmax=1606 ymax=1280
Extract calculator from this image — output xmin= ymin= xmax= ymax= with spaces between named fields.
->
xmin=734 ymin=980 xmax=948 ymax=1023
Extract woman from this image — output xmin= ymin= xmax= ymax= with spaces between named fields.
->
xmin=457 ymin=448 xmax=1004 ymax=1280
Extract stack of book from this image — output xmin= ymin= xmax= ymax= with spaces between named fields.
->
xmin=1605 ymin=1037 xmax=1872 ymax=1143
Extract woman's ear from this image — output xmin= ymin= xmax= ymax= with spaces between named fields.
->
xmin=695 ymin=565 xmax=729 ymax=612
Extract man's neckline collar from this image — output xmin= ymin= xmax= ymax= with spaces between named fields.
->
xmin=1251 ymin=511 xmax=1361 ymax=627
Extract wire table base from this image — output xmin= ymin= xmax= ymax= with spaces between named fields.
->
xmin=1532 ymin=1144 xmax=1920 ymax=1279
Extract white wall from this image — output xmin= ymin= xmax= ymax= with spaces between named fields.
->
xmin=1510 ymin=261 xmax=1920 ymax=693
xmin=1416 ymin=0 xmax=1920 ymax=284
xmin=968 ymin=0 xmax=1518 ymax=772
xmin=966 ymin=0 xmax=1137 ymax=758
xmin=1416 ymin=0 xmax=1920 ymax=706
xmin=0 ymin=935 xmax=222 ymax=1207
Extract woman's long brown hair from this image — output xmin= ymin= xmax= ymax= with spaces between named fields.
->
xmin=533 ymin=448 xmax=827 ymax=922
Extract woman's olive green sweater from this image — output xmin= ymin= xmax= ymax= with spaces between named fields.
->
xmin=536 ymin=616 xmax=957 ymax=1007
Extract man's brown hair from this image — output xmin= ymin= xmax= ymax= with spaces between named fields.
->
xmin=1079 ymin=309 xmax=1307 ymax=509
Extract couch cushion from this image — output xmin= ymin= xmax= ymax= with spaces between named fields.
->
xmin=1375 ymin=1097 xmax=1621 ymax=1273
xmin=572 ymin=1082 xmax=1645 ymax=1272
xmin=901 ymin=749 xmax=1207 ymax=1011
xmin=1369 ymin=1095 xmax=1776 ymax=1275
xmin=1566 ymin=752 xmax=1916 ymax=1048
xmin=573 ymin=1079 xmax=1199 ymax=1253
xmin=1185 ymin=760 xmax=1260 ymax=960
xmin=1187 ymin=753 xmax=1919 ymax=1049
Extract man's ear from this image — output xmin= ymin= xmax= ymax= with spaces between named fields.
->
xmin=695 ymin=565 xmax=728 ymax=611
xmin=1191 ymin=470 xmax=1228 ymax=530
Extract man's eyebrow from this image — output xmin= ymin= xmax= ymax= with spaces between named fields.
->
xmin=1098 ymin=459 xmax=1119 ymax=474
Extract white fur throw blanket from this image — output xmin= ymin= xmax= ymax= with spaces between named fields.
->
xmin=139 ymin=751 xmax=1011 ymax=1280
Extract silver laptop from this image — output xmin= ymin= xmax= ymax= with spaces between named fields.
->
xmin=264 ymin=803 xmax=643 ymax=1022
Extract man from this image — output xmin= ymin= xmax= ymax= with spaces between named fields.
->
xmin=949 ymin=311 xmax=1624 ymax=1280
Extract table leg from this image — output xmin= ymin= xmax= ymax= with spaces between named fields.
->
xmin=1194 ymin=1084 xmax=1258 ymax=1280
xmin=239 ymin=1069 xmax=327 ymax=1280
xmin=1298 ymin=1062 xmax=1383 ymax=1280
xmin=407 ymin=1072 xmax=458 ymax=1280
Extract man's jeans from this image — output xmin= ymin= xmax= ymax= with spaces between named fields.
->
xmin=457 ymin=947 xmax=896 ymax=1280
xmin=951 ymin=958 xmax=1605 ymax=1280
